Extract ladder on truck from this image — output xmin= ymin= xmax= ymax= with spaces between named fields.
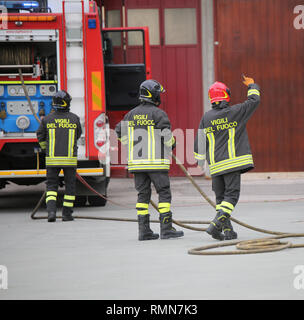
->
xmin=62 ymin=0 xmax=87 ymax=159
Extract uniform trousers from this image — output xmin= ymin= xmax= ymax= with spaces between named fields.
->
xmin=133 ymin=171 xmax=172 ymax=215
xmin=46 ymin=167 xmax=77 ymax=212
xmin=212 ymin=170 xmax=241 ymax=211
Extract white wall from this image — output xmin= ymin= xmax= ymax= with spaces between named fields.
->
xmin=201 ymin=0 xmax=215 ymax=177
xmin=47 ymin=0 xmax=90 ymax=13
xmin=201 ymin=0 xmax=215 ymax=114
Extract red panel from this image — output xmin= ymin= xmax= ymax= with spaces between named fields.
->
xmin=215 ymin=0 xmax=304 ymax=172
xmin=163 ymin=45 xmax=203 ymax=175
xmin=102 ymin=0 xmax=123 ymax=10
xmin=0 ymin=139 xmax=37 ymax=152
xmin=162 ymin=0 xmax=203 ymax=176
xmin=126 ymin=47 xmax=145 ymax=64
xmin=126 ymin=0 xmax=162 ymax=9
xmin=163 ymin=0 xmax=198 ymax=8
xmin=125 ymin=0 xmax=203 ymax=176
xmin=105 ymin=0 xmax=203 ymax=176
xmin=150 ymin=47 xmax=163 ymax=80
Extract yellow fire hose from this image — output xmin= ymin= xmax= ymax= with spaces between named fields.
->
xmin=171 ymin=154 xmax=304 ymax=255
xmin=18 ymin=69 xmax=41 ymax=124
xmin=18 ymin=69 xmax=304 ymax=255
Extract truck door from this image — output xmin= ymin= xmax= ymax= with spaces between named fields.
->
xmin=102 ymin=27 xmax=151 ymax=176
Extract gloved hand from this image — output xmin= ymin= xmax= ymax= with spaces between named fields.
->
xmin=164 ymin=135 xmax=176 ymax=152
xmin=164 ymin=144 xmax=175 ymax=156
xmin=242 ymin=75 xmax=254 ymax=86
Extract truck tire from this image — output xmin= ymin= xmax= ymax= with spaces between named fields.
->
xmin=87 ymin=195 xmax=107 ymax=207
xmin=75 ymin=195 xmax=87 ymax=207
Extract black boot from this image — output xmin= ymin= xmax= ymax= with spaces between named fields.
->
xmin=46 ymin=199 xmax=57 ymax=222
xmin=138 ymin=214 xmax=159 ymax=241
xmin=160 ymin=213 xmax=184 ymax=239
xmin=48 ymin=211 xmax=56 ymax=222
xmin=223 ymin=218 xmax=238 ymax=240
xmin=206 ymin=211 xmax=231 ymax=241
xmin=62 ymin=207 xmax=74 ymax=221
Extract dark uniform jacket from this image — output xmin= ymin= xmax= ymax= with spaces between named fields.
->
xmin=115 ymin=102 xmax=175 ymax=172
xmin=36 ymin=110 xmax=82 ymax=167
xmin=194 ymin=84 xmax=260 ymax=177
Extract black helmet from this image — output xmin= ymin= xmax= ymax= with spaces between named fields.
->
xmin=139 ymin=79 xmax=165 ymax=105
xmin=52 ymin=90 xmax=72 ymax=111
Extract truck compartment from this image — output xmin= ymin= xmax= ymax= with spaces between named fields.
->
xmin=0 ymin=41 xmax=58 ymax=133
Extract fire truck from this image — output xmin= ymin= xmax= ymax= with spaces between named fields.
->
xmin=0 ymin=0 xmax=151 ymax=206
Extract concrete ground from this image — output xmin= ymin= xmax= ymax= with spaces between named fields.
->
xmin=0 ymin=172 xmax=304 ymax=300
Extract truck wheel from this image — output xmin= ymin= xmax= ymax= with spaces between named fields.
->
xmin=87 ymin=195 xmax=107 ymax=207
xmin=0 ymin=179 xmax=7 ymax=190
xmin=75 ymin=195 xmax=87 ymax=207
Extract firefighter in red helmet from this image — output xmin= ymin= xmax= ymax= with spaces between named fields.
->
xmin=194 ymin=75 xmax=260 ymax=241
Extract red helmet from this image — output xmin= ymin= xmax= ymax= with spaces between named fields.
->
xmin=208 ymin=81 xmax=231 ymax=104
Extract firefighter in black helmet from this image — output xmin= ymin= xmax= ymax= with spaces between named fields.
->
xmin=115 ymin=79 xmax=184 ymax=241
xmin=36 ymin=90 xmax=82 ymax=222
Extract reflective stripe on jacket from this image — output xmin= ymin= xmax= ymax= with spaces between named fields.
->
xmin=36 ymin=110 xmax=82 ymax=167
xmin=115 ymin=102 xmax=175 ymax=172
xmin=194 ymin=83 xmax=260 ymax=177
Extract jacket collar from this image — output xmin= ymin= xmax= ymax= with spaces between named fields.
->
xmin=212 ymin=101 xmax=230 ymax=110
